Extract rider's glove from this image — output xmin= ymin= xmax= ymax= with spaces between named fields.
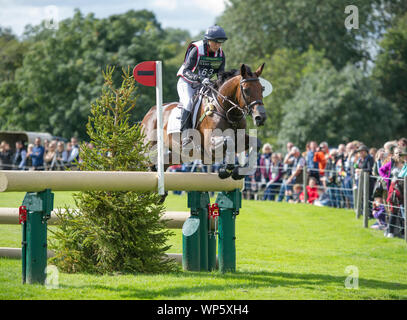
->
xmin=201 ymin=78 xmax=211 ymax=86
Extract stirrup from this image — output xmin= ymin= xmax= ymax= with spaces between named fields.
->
xmin=182 ymin=136 xmax=193 ymax=149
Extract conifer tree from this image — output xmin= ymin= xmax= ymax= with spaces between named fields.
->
xmin=50 ymin=67 xmax=177 ymax=274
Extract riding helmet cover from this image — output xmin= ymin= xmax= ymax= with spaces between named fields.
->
xmin=204 ymin=25 xmax=228 ymax=42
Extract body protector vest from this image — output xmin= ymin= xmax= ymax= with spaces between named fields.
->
xmin=177 ymin=40 xmax=224 ymax=82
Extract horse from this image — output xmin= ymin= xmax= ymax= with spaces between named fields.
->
xmin=141 ymin=63 xmax=267 ymax=180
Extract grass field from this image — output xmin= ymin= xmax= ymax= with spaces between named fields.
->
xmin=1 ymin=191 xmax=407 ymax=300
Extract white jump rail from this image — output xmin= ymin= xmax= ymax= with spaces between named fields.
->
xmin=0 ymin=171 xmax=243 ymax=192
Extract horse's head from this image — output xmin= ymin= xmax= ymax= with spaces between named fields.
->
xmin=238 ymin=63 xmax=267 ymax=126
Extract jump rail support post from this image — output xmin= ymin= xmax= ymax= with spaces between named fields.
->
xmin=182 ymin=191 xmax=210 ymax=271
xmin=21 ymin=189 xmax=54 ymax=285
xmin=216 ymin=188 xmax=241 ymax=273
xmin=0 ymin=170 xmax=243 ymax=284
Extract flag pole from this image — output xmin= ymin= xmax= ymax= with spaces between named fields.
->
xmin=156 ymin=61 xmax=164 ymax=195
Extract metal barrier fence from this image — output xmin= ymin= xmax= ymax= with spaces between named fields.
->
xmin=355 ymin=171 xmax=406 ymax=242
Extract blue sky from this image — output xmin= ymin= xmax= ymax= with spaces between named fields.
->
xmin=0 ymin=0 xmax=227 ymax=37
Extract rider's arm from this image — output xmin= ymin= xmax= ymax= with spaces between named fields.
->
xmin=218 ymin=53 xmax=226 ymax=75
xmin=182 ymin=47 xmax=200 ymax=82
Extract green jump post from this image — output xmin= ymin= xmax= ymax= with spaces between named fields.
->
xmin=216 ymin=188 xmax=241 ymax=273
xmin=20 ymin=189 xmax=54 ymax=285
xmin=182 ymin=191 xmax=210 ymax=271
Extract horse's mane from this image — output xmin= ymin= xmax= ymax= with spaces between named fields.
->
xmin=214 ymin=64 xmax=254 ymax=89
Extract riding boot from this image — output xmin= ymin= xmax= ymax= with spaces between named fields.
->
xmin=180 ymin=108 xmax=193 ymax=149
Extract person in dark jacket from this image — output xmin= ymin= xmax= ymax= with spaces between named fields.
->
xmin=31 ymin=137 xmax=45 ymax=170
xmin=356 ymin=145 xmax=375 ymax=213
xmin=12 ymin=141 xmax=27 ymax=170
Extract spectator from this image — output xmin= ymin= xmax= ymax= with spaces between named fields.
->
xmin=65 ymin=142 xmax=73 ymax=168
xmin=306 ymin=141 xmax=320 ymax=184
xmin=383 ymin=147 xmax=405 ymax=238
xmin=12 ymin=141 xmax=27 ymax=170
xmin=0 ymin=142 xmax=13 ymax=170
xmin=383 ymin=141 xmax=398 ymax=165
xmin=289 ymin=184 xmax=303 ymax=203
xmin=371 ymin=197 xmax=387 ymax=230
xmin=355 ymin=144 xmax=375 ymax=211
xmin=369 ymin=147 xmax=377 ymax=159
xmin=25 ymin=144 xmax=34 ymax=170
xmin=259 ymin=143 xmax=273 ymax=187
xmin=372 ymin=148 xmax=385 ymax=176
xmin=313 ymin=141 xmax=329 ymax=178
xmin=281 ymin=142 xmax=295 ymax=177
xmin=324 ymin=149 xmax=342 ymax=208
xmin=397 ymin=137 xmax=407 ymax=152
xmin=277 ymin=146 xmax=305 ymax=202
xmin=313 ymin=186 xmax=331 ymax=207
xmin=379 ymin=146 xmax=399 ymax=191
xmin=44 ymin=141 xmax=57 ymax=170
xmin=398 ymin=151 xmax=407 ymax=178
xmin=67 ymin=137 xmax=80 ymax=168
xmin=397 ymin=151 xmax=407 ymax=226
xmin=43 ymin=139 xmax=50 ymax=154
xmin=263 ymin=153 xmax=283 ymax=201
xmin=31 ymin=137 xmax=45 ymax=170
xmin=300 ymin=176 xmax=319 ymax=204
xmin=54 ymin=141 xmax=68 ymax=170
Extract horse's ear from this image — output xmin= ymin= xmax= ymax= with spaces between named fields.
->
xmin=240 ymin=64 xmax=247 ymax=78
xmin=255 ymin=63 xmax=265 ymax=77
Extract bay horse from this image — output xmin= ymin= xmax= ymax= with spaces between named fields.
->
xmin=141 ymin=63 xmax=267 ymax=180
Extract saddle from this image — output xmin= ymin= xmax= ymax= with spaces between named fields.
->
xmin=167 ymin=86 xmax=218 ymax=135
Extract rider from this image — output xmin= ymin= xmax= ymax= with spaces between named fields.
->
xmin=177 ymin=25 xmax=227 ymax=149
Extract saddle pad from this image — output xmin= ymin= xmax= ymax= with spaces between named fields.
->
xmin=167 ymin=106 xmax=182 ymax=135
xmin=166 ymin=95 xmax=203 ymax=135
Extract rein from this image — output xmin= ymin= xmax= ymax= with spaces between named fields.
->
xmin=206 ymin=76 xmax=261 ymax=125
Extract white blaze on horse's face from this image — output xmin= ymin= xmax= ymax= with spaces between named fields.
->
xmin=240 ymin=63 xmax=267 ymax=126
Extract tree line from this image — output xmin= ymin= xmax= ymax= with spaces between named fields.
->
xmin=0 ymin=1 xmax=406 ymax=149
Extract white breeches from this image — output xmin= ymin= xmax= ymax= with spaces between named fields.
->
xmin=177 ymin=77 xmax=197 ymax=112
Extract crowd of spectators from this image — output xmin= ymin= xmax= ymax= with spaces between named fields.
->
xmin=242 ymin=137 xmax=407 ymax=239
xmin=168 ymin=137 xmax=407 ymax=239
xmin=2 ymin=134 xmax=405 ymax=239
xmin=0 ymin=137 xmax=87 ymax=171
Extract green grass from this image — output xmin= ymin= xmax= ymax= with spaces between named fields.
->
xmin=1 ymin=191 xmax=407 ymax=299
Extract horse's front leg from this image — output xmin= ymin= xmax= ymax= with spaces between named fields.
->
xmin=230 ymin=133 xmax=261 ymax=180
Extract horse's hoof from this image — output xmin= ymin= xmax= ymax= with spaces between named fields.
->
xmin=231 ymin=167 xmax=245 ymax=180
xmin=218 ymin=168 xmax=232 ymax=179
xmin=226 ymin=163 xmax=235 ymax=171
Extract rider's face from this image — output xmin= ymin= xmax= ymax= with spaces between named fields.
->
xmin=208 ymin=40 xmax=222 ymax=53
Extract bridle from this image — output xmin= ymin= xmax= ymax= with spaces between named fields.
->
xmin=206 ymin=76 xmax=263 ymax=125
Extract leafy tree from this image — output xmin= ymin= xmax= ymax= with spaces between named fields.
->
xmin=250 ymin=47 xmax=332 ymax=145
xmin=0 ymin=9 xmax=188 ymax=140
xmin=373 ymin=12 xmax=407 ymax=137
xmin=218 ymin=0 xmax=407 ymax=70
xmin=0 ymin=28 xmax=28 ymax=81
xmin=49 ymin=67 xmax=177 ymax=274
xmin=277 ymin=64 xmax=400 ymax=149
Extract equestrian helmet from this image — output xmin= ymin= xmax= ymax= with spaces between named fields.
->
xmin=204 ymin=25 xmax=228 ymax=42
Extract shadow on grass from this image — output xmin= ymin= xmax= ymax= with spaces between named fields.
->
xmin=59 ymin=270 xmax=407 ymax=299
